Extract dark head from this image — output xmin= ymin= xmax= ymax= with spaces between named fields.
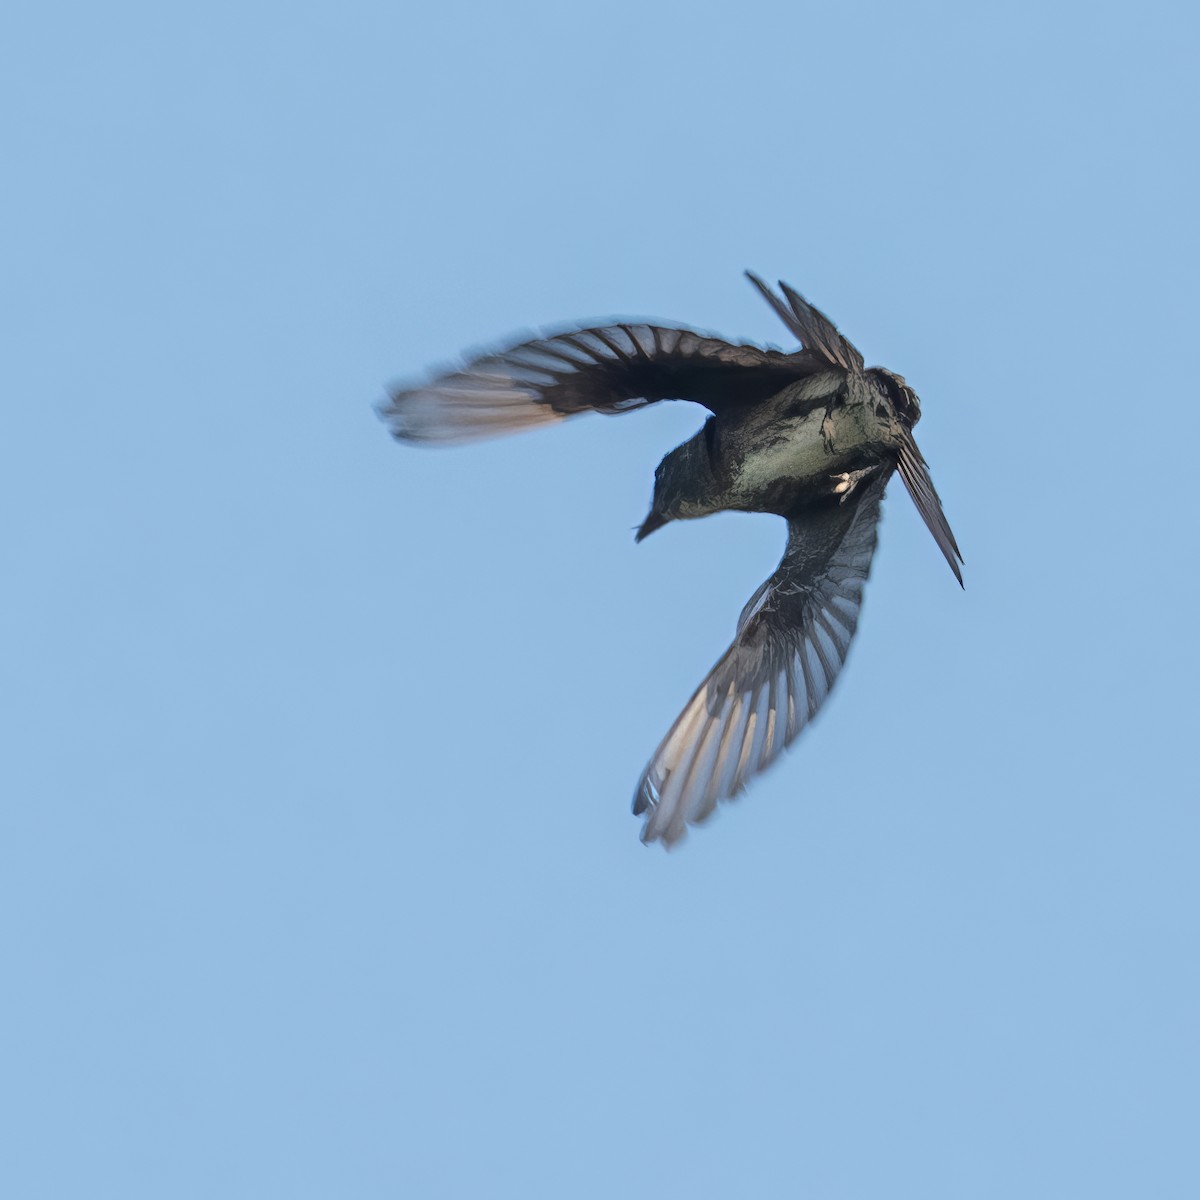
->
xmin=635 ymin=423 xmax=722 ymax=542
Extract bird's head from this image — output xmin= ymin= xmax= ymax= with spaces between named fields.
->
xmin=635 ymin=423 xmax=721 ymax=541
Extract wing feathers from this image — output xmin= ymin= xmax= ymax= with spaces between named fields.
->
xmin=380 ymin=322 xmax=807 ymax=445
xmin=897 ymin=434 xmax=964 ymax=586
xmin=634 ymin=472 xmax=890 ymax=846
xmin=745 ymin=272 xmax=866 ymax=372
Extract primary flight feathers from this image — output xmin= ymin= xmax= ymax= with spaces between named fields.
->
xmin=380 ymin=322 xmax=803 ymax=442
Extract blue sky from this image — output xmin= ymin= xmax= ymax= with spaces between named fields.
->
xmin=4 ymin=1 xmax=1199 ymax=1196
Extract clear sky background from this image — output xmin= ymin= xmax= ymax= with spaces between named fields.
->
xmin=4 ymin=2 xmax=1199 ymax=1196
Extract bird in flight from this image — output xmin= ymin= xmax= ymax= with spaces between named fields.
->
xmin=380 ymin=273 xmax=963 ymax=847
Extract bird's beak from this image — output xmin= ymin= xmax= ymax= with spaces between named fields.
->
xmin=635 ymin=510 xmax=669 ymax=542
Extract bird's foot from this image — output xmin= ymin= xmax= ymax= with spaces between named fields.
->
xmin=830 ymin=467 xmax=876 ymax=503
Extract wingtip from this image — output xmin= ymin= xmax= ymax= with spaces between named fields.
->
xmin=631 ymin=785 xmax=652 ymax=817
xmin=743 ymin=270 xmax=863 ymax=370
xmin=944 ymin=543 xmax=966 ymax=589
xmin=637 ymin=818 xmax=687 ymax=851
xmin=632 ymin=779 xmax=687 ymax=849
xmin=744 ymin=270 xmax=780 ymax=305
xmin=896 ymin=436 xmax=965 ymax=590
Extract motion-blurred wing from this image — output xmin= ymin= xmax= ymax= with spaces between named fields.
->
xmin=634 ymin=471 xmax=889 ymax=847
xmin=380 ymin=324 xmax=805 ymax=444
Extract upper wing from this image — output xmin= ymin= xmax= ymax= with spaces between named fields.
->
xmin=380 ymin=324 xmax=809 ymax=444
xmin=633 ymin=471 xmax=890 ymax=847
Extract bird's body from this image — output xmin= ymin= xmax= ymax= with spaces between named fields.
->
xmin=642 ymin=367 xmax=898 ymax=526
xmin=381 ymin=273 xmax=962 ymax=847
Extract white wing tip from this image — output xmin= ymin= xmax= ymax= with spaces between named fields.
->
xmin=379 ymin=380 xmax=566 ymax=444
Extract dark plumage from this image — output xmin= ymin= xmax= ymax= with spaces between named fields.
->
xmin=380 ymin=273 xmax=963 ymax=847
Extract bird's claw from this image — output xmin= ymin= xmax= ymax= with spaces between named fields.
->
xmin=831 ymin=467 xmax=876 ymax=503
